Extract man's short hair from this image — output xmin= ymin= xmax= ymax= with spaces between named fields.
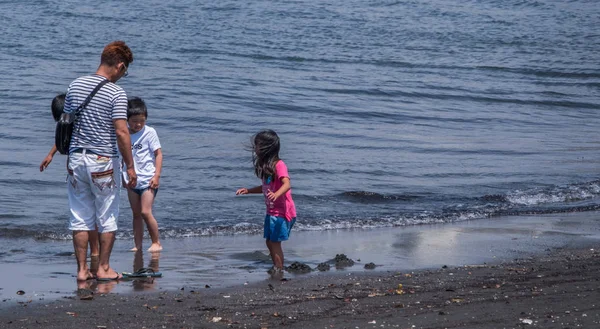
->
xmin=51 ymin=93 xmax=66 ymax=122
xmin=100 ymin=41 xmax=133 ymax=68
xmin=127 ymin=97 xmax=147 ymax=119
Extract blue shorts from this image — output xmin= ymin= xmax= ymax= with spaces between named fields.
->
xmin=131 ymin=187 xmax=158 ymax=197
xmin=264 ymin=215 xmax=296 ymax=242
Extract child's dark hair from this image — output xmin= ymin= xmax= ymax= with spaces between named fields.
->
xmin=51 ymin=93 xmax=66 ymax=122
xmin=252 ymin=130 xmax=280 ymax=181
xmin=127 ymin=97 xmax=147 ymax=119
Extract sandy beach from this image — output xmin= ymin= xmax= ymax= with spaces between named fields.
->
xmin=1 ymin=245 xmax=599 ymax=328
xmin=1 ymin=211 xmax=600 ymax=328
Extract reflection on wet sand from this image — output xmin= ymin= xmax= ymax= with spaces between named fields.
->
xmin=76 ymin=279 xmax=118 ymax=297
xmin=76 ymin=279 xmax=96 ymax=299
xmin=132 ymin=250 xmax=160 ymax=291
xmin=75 ymin=254 xmax=108 ymax=298
xmin=74 ymin=251 xmax=162 ymax=298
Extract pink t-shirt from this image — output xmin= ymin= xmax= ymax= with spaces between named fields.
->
xmin=262 ymin=160 xmax=297 ymax=221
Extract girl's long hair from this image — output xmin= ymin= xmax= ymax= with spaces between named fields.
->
xmin=252 ymin=130 xmax=280 ymax=181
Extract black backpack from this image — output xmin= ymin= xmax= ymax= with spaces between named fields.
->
xmin=55 ymin=79 xmax=109 ymax=155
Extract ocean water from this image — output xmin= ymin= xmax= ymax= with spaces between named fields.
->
xmin=1 ymin=0 xmax=600 ymax=242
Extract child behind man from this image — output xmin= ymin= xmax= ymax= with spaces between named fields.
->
xmin=40 ymin=93 xmax=100 ymax=258
xmin=123 ymin=97 xmax=163 ymax=252
xmin=39 ymin=93 xmax=65 ymax=172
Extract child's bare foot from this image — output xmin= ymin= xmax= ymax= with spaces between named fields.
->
xmin=148 ymin=243 xmax=163 ymax=252
xmin=130 ymin=247 xmax=139 ymax=252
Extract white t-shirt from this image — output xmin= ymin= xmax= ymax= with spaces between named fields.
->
xmin=123 ymin=125 xmax=161 ymax=189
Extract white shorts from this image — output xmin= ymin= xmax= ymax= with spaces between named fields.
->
xmin=67 ymin=150 xmax=121 ymax=233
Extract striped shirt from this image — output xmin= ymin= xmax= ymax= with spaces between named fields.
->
xmin=64 ymin=74 xmax=128 ymax=157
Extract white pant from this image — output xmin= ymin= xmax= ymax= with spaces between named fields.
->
xmin=67 ymin=151 xmax=121 ymax=233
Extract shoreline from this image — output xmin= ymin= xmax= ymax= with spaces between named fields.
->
xmin=2 ymin=211 xmax=600 ymax=304
xmin=2 ymin=244 xmax=599 ymax=328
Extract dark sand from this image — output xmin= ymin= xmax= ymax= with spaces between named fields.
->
xmin=2 ymin=245 xmax=599 ymax=329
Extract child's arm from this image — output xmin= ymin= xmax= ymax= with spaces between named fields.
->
xmin=149 ymin=148 xmax=163 ymax=189
xmin=266 ymin=177 xmax=291 ymax=201
xmin=236 ymin=185 xmax=262 ymax=195
xmin=39 ymin=144 xmax=58 ymax=172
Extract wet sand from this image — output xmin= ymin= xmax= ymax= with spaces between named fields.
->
xmin=1 ymin=212 xmax=600 ymax=328
xmin=2 ymin=245 xmax=599 ymax=328
xmin=2 ymin=211 xmax=600 ymax=302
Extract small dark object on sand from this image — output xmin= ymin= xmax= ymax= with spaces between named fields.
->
xmin=317 ymin=263 xmax=331 ymax=271
xmin=364 ymin=262 xmax=377 ymax=269
xmin=286 ymin=262 xmax=312 ymax=274
xmin=334 ymin=254 xmax=355 ymax=268
xmin=77 ymin=289 xmax=94 ymax=301
xmin=16 ymin=290 xmax=25 ymax=295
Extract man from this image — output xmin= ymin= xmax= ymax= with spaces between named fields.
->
xmin=65 ymin=41 xmax=137 ymax=281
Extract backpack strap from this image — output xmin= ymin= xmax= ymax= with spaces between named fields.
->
xmin=74 ymin=78 xmax=110 ymax=115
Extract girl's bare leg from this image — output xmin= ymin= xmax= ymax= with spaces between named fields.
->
xmin=141 ymin=189 xmax=162 ymax=252
xmin=127 ymin=189 xmax=144 ymax=251
xmin=266 ymin=240 xmax=284 ymax=270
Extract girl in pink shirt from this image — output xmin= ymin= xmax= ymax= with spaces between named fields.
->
xmin=236 ymin=130 xmax=297 ymax=275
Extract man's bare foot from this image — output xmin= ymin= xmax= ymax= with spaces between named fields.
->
xmin=96 ymin=267 xmax=122 ymax=281
xmin=148 ymin=243 xmax=163 ymax=252
xmin=130 ymin=247 xmax=140 ymax=252
xmin=76 ymin=269 xmax=94 ymax=282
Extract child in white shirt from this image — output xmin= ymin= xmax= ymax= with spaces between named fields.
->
xmin=123 ymin=97 xmax=163 ymax=252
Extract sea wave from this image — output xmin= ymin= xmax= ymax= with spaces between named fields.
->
xmin=3 ymin=180 xmax=600 ymax=241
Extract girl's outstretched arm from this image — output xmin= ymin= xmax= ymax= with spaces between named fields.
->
xmin=236 ymin=185 xmax=262 ymax=195
xmin=267 ymin=177 xmax=291 ymax=201
xmin=39 ymin=144 xmax=58 ymax=172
